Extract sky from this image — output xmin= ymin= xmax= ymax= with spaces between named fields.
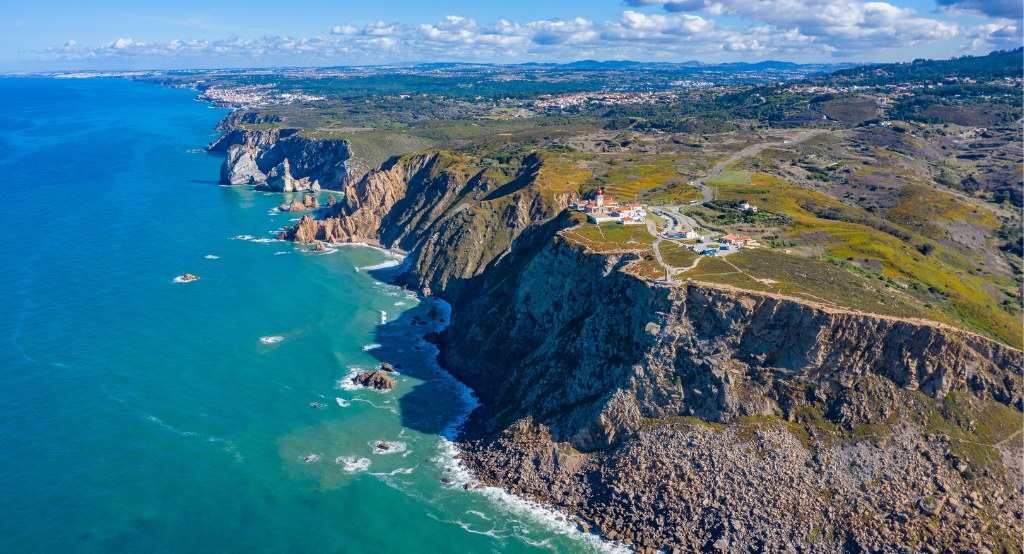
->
xmin=3 ymin=0 xmax=1021 ymax=71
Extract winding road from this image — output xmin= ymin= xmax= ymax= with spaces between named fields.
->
xmin=646 ymin=129 xmax=833 ymax=283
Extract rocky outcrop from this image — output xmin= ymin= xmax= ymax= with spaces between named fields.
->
xmin=278 ymin=194 xmax=319 ymax=213
xmin=208 ymin=121 xmax=350 ymax=190
xmin=262 ymin=158 xmax=321 ymax=193
xmin=221 ymin=146 xmax=265 ymax=185
xmin=352 ymin=370 xmax=396 ymax=391
xmin=277 ymin=151 xmax=570 ymax=298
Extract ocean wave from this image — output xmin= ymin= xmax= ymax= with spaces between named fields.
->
xmin=361 ymin=343 xmax=381 ymax=351
xmin=230 ymin=235 xmax=254 ymax=240
xmin=380 ymin=311 xmax=387 ymax=324
xmin=302 ymin=453 xmax=322 ymax=464
xmin=204 ymin=255 xmax=219 ymax=259
xmin=259 ymin=336 xmax=284 ymax=344
xmin=273 ymin=251 xmax=290 ymax=256
xmin=356 ymin=260 xmax=402 ymax=272
xmin=335 ymin=398 xmax=350 ymax=407
xmin=142 ymin=414 xmax=244 ymax=463
xmin=336 ymin=456 xmax=371 ymax=473
xmin=250 ymin=238 xmax=276 ymax=243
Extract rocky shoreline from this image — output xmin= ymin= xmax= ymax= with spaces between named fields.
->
xmin=210 ymin=117 xmax=1024 ymax=553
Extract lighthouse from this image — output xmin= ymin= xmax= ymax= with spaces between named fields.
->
xmin=596 ymin=187 xmax=604 ymax=209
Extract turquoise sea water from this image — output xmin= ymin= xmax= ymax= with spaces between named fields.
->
xmin=0 ymin=78 xmax=611 ymax=553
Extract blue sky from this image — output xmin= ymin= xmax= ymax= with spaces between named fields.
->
xmin=3 ymin=0 xmax=1021 ymax=71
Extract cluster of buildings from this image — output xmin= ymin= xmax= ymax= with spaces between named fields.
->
xmin=535 ymin=91 xmax=679 ymax=111
xmin=570 ymin=188 xmax=647 ymax=225
xmin=197 ymin=85 xmax=325 ymax=109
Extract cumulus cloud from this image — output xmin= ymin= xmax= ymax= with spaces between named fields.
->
xmin=35 ymin=2 xmax=1014 ymax=67
xmin=627 ymin=0 xmax=962 ymax=50
xmin=935 ymin=0 xmax=1023 ymax=21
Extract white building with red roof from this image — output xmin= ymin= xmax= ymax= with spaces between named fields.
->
xmin=570 ymin=187 xmax=646 ymax=224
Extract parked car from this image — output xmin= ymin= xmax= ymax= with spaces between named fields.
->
xmin=719 ymin=245 xmax=729 ymax=251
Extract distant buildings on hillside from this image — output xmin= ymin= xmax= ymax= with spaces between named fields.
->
xmin=570 ymin=187 xmax=647 ymax=225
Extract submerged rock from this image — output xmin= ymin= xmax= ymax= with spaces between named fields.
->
xmin=352 ymin=370 xmax=395 ymax=391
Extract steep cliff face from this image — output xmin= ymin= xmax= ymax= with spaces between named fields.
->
xmin=279 ymin=151 xmax=570 ymax=298
xmin=208 ymin=124 xmax=351 ymax=190
xmin=440 ymin=229 xmax=1022 ymax=451
xmin=437 ymin=225 xmax=1023 ymax=552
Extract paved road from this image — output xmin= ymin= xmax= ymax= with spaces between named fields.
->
xmin=692 ymin=129 xmax=831 ymax=204
xmin=643 ymin=129 xmax=832 ymax=281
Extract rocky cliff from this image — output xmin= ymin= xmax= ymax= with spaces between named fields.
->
xmin=272 ymin=146 xmax=1023 ymax=552
xmin=278 ymin=151 xmax=570 ymax=298
xmin=440 ymin=226 xmax=1023 ymax=552
xmin=208 ymin=120 xmax=351 ymax=191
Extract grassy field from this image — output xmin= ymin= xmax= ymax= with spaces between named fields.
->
xmin=660 ymin=242 xmax=699 ymax=269
xmin=706 ymin=171 xmax=1021 ymax=346
xmin=563 ymin=220 xmax=654 ymax=253
xmin=707 ymin=170 xmax=754 ymax=187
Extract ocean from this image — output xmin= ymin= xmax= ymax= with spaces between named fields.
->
xmin=0 ymin=77 xmax=614 ymax=553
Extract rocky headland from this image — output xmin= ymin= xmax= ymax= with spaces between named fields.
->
xmin=265 ymin=145 xmax=1023 ymax=552
xmin=208 ymin=123 xmax=351 ymax=191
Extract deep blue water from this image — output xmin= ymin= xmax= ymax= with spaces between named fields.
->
xmin=0 ymin=77 xmax=614 ymax=553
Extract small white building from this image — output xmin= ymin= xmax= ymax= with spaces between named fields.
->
xmin=739 ymin=202 xmax=758 ymax=213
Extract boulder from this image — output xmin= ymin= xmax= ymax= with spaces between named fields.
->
xmin=352 ymin=370 xmax=395 ymax=391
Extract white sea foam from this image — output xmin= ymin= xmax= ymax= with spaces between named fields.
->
xmin=356 ymin=260 xmax=402 ymax=272
xmin=259 ymin=336 xmax=284 ymax=344
xmin=336 ymin=456 xmax=371 ymax=473
xmin=380 ymin=311 xmax=388 ymax=324
xmin=173 ymin=275 xmax=199 ymax=283
xmin=230 ymin=235 xmax=254 ymax=240
xmin=335 ymin=398 xmax=350 ymax=408
xmin=370 ymin=440 xmax=407 ymax=455
xmin=361 ymin=343 xmax=381 ymax=351
xmin=394 ymin=301 xmax=406 ymax=306
xmin=250 ymin=238 xmax=276 ymax=243
xmin=302 ymin=453 xmax=322 ymax=463
xmin=204 ymin=255 xmax=219 ymax=259
xmin=273 ymin=251 xmax=290 ymax=256
xmin=336 ymin=367 xmax=364 ymax=391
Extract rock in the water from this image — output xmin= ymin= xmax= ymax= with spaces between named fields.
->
xmin=327 ymin=194 xmax=337 ymax=207
xmin=287 ymin=199 xmax=305 ymax=212
xmin=352 ymin=370 xmax=395 ymax=391
xmin=263 ymin=158 xmax=322 ymax=193
xmin=314 ymin=241 xmax=327 ymax=252
xmin=381 ymin=362 xmax=395 ymax=372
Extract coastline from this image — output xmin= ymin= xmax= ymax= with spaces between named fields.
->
xmin=197 ymin=99 xmax=626 ymax=551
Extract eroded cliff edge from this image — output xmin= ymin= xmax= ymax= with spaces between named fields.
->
xmin=208 ymin=121 xmax=352 ymax=192
xmin=273 ymin=148 xmax=1023 ymax=553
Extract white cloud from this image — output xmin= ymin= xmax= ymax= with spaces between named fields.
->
xmin=35 ymin=3 xmax=1014 ymax=66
